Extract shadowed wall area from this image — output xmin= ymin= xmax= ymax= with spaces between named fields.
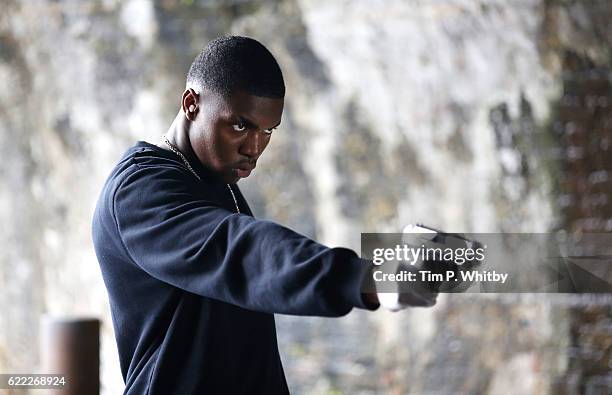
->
xmin=0 ymin=0 xmax=611 ymax=394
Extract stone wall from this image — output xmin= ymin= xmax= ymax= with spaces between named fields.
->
xmin=0 ymin=0 xmax=610 ymax=394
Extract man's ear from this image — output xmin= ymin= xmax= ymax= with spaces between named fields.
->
xmin=181 ymin=88 xmax=199 ymax=121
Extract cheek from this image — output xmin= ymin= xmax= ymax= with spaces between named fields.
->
xmin=212 ymin=127 xmax=240 ymax=160
xmin=201 ymin=120 xmax=224 ymax=151
xmin=191 ymin=119 xmax=218 ymax=162
xmin=195 ymin=125 xmax=214 ymax=153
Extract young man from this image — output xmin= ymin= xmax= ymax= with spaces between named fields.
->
xmin=92 ymin=36 xmax=434 ymax=394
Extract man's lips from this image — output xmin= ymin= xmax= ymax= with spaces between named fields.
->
xmin=235 ymin=168 xmax=252 ymax=178
xmin=234 ymin=163 xmax=255 ymax=178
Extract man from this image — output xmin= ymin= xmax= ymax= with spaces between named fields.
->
xmin=92 ymin=35 xmax=435 ymax=394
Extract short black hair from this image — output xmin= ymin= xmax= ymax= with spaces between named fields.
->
xmin=186 ymin=35 xmax=285 ymax=98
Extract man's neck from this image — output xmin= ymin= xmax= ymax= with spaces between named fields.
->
xmin=159 ymin=112 xmax=200 ymax=167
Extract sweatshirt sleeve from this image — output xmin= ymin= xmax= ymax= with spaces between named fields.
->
xmin=113 ymin=164 xmax=378 ymax=317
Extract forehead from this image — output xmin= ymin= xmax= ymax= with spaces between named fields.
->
xmin=215 ymin=91 xmax=284 ymax=128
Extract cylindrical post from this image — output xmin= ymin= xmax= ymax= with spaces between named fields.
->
xmin=40 ymin=317 xmax=100 ymax=395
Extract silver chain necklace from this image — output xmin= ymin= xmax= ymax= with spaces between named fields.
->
xmin=163 ymin=135 xmax=240 ymax=214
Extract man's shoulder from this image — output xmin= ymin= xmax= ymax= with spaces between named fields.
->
xmin=93 ymin=141 xmax=198 ymax=213
xmin=111 ymin=141 xmax=196 ymax=185
xmin=124 ymin=140 xmax=184 ymax=170
xmin=96 ymin=140 xmax=228 ymax=216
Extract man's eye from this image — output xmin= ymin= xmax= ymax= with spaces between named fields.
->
xmin=232 ymin=123 xmax=247 ymax=132
xmin=263 ymin=127 xmax=277 ymax=135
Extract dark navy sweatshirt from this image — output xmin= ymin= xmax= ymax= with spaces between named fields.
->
xmin=91 ymin=141 xmax=378 ymax=394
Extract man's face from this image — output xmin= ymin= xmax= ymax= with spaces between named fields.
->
xmin=189 ymin=90 xmax=284 ymax=184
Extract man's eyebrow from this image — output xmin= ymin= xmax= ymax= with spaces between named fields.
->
xmin=239 ymin=115 xmax=281 ymax=130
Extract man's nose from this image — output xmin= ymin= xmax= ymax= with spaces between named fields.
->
xmin=240 ymin=129 xmax=263 ymax=158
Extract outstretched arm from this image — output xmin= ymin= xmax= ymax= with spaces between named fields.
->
xmin=113 ymin=165 xmax=379 ymax=317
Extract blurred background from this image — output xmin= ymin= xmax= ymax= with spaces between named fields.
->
xmin=1 ymin=0 xmax=611 ymax=394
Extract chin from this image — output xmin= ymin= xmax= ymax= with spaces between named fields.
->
xmin=226 ymin=171 xmax=240 ymax=184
